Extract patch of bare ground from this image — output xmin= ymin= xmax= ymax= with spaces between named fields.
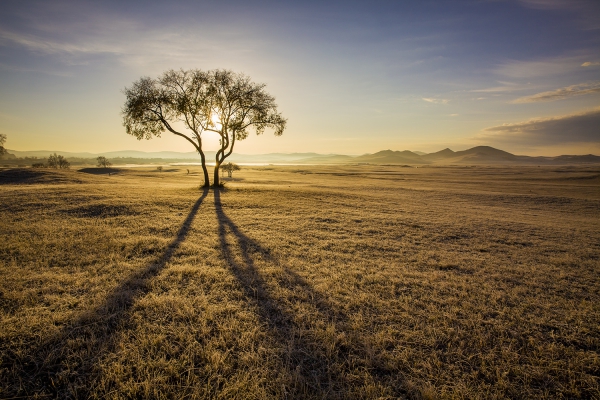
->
xmin=0 ymin=165 xmax=598 ymax=399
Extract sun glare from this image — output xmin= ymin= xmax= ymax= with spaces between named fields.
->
xmin=211 ymin=113 xmax=222 ymax=130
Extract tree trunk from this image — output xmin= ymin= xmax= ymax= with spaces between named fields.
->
xmin=198 ymin=149 xmax=210 ymax=187
xmin=213 ymin=161 xmax=221 ymax=187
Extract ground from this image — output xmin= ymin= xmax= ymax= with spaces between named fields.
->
xmin=0 ymin=165 xmax=599 ymax=399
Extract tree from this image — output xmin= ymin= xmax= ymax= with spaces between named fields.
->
xmin=97 ymin=156 xmax=112 ymax=168
xmin=122 ymin=69 xmax=286 ymax=187
xmin=0 ymin=134 xmax=7 ymax=156
xmin=220 ymin=162 xmax=241 ymax=178
xmin=47 ymin=153 xmax=70 ymax=169
xmin=123 ymin=70 xmax=212 ymax=187
xmin=207 ymin=70 xmax=286 ymax=186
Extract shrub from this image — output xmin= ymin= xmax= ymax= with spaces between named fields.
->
xmin=47 ymin=153 xmax=70 ymax=169
xmin=220 ymin=162 xmax=240 ymax=178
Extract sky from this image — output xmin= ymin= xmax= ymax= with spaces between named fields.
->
xmin=0 ymin=0 xmax=599 ymax=156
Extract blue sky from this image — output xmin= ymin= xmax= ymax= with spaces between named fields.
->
xmin=1 ymin=0 xmax=599 ymax=155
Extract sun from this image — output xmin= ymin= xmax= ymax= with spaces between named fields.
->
xmin=210 ymin=113 xmax=222 ymax=130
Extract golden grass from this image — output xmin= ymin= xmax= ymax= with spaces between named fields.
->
xmin=0 ymin=165 xmax=599 ymax=399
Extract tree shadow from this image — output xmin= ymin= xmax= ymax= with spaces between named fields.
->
xmin=5 ymin=188 xmax=209 ymax=398
xmin=214 ymin=188 xmax=355 ymax=396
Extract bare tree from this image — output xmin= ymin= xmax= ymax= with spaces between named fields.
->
xmin=97 ymin=156 xmax=112 ymax=168
xmin=220 ymin=162 xmax=241 ymax=178
xmin=47 ymin=153 xmax=70 ymax=169
xmin=123 ymin=69 xmax=286 ymax=187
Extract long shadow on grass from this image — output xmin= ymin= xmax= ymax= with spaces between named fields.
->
xmin=214 ymin=188 xmax=364 ymax=396
xmin=5 ymin=189 xmax=209 ymax=398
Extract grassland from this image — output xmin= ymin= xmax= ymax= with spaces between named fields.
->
xmin=0 ymin=164 xmax=599 ymax=399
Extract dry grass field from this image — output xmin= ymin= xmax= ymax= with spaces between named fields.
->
xmin=0 ymin=164 xmax=599 ymax=399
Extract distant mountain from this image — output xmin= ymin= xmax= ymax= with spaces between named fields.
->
xmin=228 ymin=152 xmax=328 ymax=163
xmin=5 ymin=147 xmax=600 ymax=165
xmin=8 ymin=150 xmax=101 ymax=159
xmin=435 ymin=146 xmax=518 ymax=164
xmin=8 ymin=149 xmax=205 ymax=160
xmin=104 ymin=150 xmax=200 ymax=159
xmin=420 ymin=148 xmax=455 ymax=162
xmin=353 ymin=150 xmax=429 ymax=164
xmin=6 ymin=149 xmax=332 ymax=163
xmin=298 ymin=154 xmax=355 ymax=164
xmin=351 ymin=146 xmax=599 ymax=165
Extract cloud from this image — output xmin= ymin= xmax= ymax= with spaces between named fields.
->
xmin=494 ymin=55 xmax=590 ymax=79
xmin=0 ymin=1 xmax=266 ymax=73
xmin=471 ymin=82 xmax=529 ymax=93
xmin=512 ymin=82 xmax=600 ymax=103
xmin=478 ymin=107 xmax=600 ymax=146
xmin=422 ymin=98 xmax=449 ymax=104
xmin=582 ymin=61 xmax=600 ymax=67
xmin=0 ymin=28 xmax=123 ymax=56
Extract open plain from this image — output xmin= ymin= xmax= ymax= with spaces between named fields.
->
xmin=0 ymin=164 xmax=599 ymax=399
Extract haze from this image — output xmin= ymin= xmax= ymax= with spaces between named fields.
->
xmin=1 ymin=0 xmax=599 ymax=156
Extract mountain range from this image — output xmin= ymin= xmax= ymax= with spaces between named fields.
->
xmin=5 ymin=146 xmax=600 ymax=165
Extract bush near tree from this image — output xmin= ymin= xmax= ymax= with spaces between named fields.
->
xmin=220 ymin=162 xmax=241 ymax=178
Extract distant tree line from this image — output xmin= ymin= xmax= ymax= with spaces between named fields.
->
xmin=30 ymin=153 xmax=70 ymax=169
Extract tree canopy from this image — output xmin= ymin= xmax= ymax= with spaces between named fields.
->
xmin=122 ymin=69 xmax=286 ymax=187
xmin=207 ymin=70 xmax=286 ymax=186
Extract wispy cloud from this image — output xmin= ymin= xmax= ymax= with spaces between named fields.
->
xmin=478 ymin=107 xmax=600 ymax=145
xmin=422 ymin=98 xmax=449 ymax=104
xmin=0 ymin=2 xmax=265 ymax=73
xmin=582 ymin=61 xmax=600 ymax=67
xmin=512 ymin=81 xmax=600 ymax=103
xmin=471 ymin=81 xmax=529 ymax=93
xmin=494 ymin=55 xmax=590 ymax=79
xmin=0 ymin=28 xmax=124 ymax=57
